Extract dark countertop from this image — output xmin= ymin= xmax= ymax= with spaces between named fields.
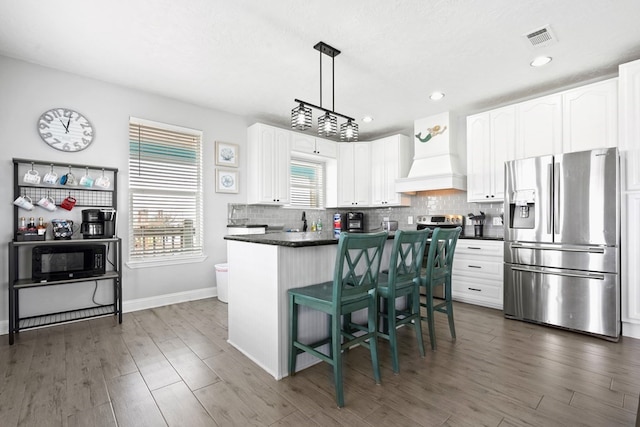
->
xmin=224 ymin=229 xmax=503 ymax=248
xmin=460 ymin=235 xmax=503 ymax=241
xmin=224 ymin=230 xmax=396 ymax=248
xmin=226 ymin=224 xmax=268 ymax=228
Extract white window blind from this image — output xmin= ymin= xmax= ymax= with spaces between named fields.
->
xmin=129 ymin=118 xmax=203 ymax=261
xmin=290 ymin=158 xmax=324 ymax=208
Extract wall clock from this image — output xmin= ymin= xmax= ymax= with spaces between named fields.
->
xmin=37 ymin=107 xmax=95 ymax=152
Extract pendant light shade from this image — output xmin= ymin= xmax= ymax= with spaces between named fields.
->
xmin=340 ymin=119 xmax=358 ymax=142
xmin=291 ymin=42 xmax=358 ymax=141
xmin=318 ymin=112 xmax=337 ymax=137
xmin=291 ymin=103 xmax=312 ymax=130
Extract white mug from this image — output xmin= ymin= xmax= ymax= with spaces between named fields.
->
xmin=80 ymin=174 xmax=94 ymax=188
xmin=13 ymin=195 xmax=34 ymax=210
xmin=23 ymin=169 xmax=41 ymax=184
xmin=95 ymin=175 xmax=110 ymax=189
xmin=43 ymin=171 xmax=58 ymax=184
xmin=37 ymin=196 xmax=57 ymax=212
xmin=60 ymin=172 xmax=77 ymax=186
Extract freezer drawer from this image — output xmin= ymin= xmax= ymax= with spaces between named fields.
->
xmin=504 ymin=241 xmax=618 ymax=274
xmin=504 ymin=263 xmax=620 ymax=340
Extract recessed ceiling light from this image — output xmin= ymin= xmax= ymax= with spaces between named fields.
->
xmin=362 ymin=116 xmax=373 ymax=123
xmin=530 ymin=56 xmax=552 ymax=67
xmin=429 ymin=92 xmax=445 ymax=101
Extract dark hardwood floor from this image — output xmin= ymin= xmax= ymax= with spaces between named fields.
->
xmin=1 ymin=298 xmax=638 ymax=426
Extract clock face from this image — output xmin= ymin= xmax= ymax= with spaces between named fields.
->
xmin=37 ymin=108 xmax=94 ymax=152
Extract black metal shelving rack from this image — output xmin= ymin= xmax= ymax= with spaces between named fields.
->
xmin=8 ymin=158 xmax=121 ymax=345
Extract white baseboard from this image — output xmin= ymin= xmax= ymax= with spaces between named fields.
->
xmin=0 ymin=287 xmax=218 ymax=337
xmin=622 ymin=321 xmax=640 ymax=340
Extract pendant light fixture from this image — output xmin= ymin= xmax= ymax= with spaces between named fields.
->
xmin=291 ymin=41 xmax=358 ymax=141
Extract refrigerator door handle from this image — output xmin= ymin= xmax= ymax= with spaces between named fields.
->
xmin=553 ymin=162 xmax=560 ymax=236
xmin=509 ymin=242 xmax=606 ymax=254
xmin=547 ymin=163 xmax=553 ymax=235
xmin=510 ymin=265 xmax=605 ymax=280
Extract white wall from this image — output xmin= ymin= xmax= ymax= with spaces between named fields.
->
xmin=0 ymin=56 xmax=251 ymax=329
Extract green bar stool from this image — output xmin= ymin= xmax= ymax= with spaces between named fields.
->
xmin=288 ymin=231 xmax=388 ymax=408
xmin=420 ymin=226 xmax=462 ymax=351
xmin=377 ymin=229 xmax=429 ymax=373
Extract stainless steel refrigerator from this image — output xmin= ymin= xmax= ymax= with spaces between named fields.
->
xmin=503 ymin=147 xmax=620 ymax=340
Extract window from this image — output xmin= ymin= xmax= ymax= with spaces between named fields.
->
xmin=290 ymin=158 xmax=324 ymax=208
xmin=128 ymin=117 xmax=203 ymax=264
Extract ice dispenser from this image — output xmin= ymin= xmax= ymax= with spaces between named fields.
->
xmin=509 ymin=189 xmax=535 ymax=229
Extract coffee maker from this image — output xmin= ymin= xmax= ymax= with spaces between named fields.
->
xmin=81 ymin=209 xmax=116 ymax=239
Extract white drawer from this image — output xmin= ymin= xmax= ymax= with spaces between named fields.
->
xmin=452 ymin=277 xmax=503 ymax=309
xmin=455 ymin=240 xmax=503 ymax=257
xmin=453 ymin=258 xmax=503 ymax=279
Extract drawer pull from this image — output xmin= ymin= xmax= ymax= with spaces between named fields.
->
xmin=468 ymin=287 xmax=482 ymax=292
xmin=468 ymin=265 xmax=482 ymax=269
xmin=467 ymin=246 xmax=482 ymax=250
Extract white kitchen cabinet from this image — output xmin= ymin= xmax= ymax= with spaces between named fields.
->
xmin=562 ymin=78 xmax=618 ymax=153
xmin=247 ymin=123 xmax=291 ymax=205
xmin=337 ymin=142 xmax=371 ymax=207
xmin=451 ymin=239 xmax=504 ymax=310
xmin=515 ymin=94 xmax=563 ymax=159
xmin=620 ymin=59 xmax=640 ymax=191
xmin=620 ymin=59 xmax=640 ymax=339
xmin=370 ymin=135 xmax=412 ymax=206
xmin=466 ymin=106 xmax=515 ymax=202
xmin=291 ymin=133 xmax=337 ymax=158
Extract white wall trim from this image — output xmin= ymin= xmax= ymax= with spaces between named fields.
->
xmin=0 ymin=287 xmax=218 ymax=337
xmin=622 ymin=321 xmax=640 ymax=340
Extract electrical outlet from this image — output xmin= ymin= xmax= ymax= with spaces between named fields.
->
xmin=493 ymin=217 xmax=502 ymax=226
xmin=408 ymin=216 xmax=414 ymax=225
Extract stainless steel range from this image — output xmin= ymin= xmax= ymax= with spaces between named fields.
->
xmin=416 ymin=214 xmax=464 ymax=298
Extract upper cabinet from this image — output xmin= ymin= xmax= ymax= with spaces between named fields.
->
xmin=291 ymin=133 xmax=337 ymax=158
xmin=467 ymin=106 xmax=516 ymax=202
xmin=515 ymin=94 xmax=563 ymax=159
xmin=247 ymin=123 xmax=291 ymax=205
xmin=620 ymin=60 xmax=640 ymax=191
xmin=337 ymin=142 xmax=371 ymax=207
xmin=370 ymin=135 xmax=412 ymax=206
xmin=562 ymin=79 xmax=618 ymax=153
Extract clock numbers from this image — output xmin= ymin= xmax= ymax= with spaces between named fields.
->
xmin=37 ymin=108 xmax=94 ymax=152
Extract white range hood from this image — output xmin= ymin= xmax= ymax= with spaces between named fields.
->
xmin=395 ymin=112 xmax=466 ymax=193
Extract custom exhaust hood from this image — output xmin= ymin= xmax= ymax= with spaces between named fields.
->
xmin=395 ymin=112 xmax=466 ymax=193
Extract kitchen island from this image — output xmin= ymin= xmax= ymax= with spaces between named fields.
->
xmin=224 ymin=231 xmax=393 ymax=379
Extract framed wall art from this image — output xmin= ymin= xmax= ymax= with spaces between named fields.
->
xmin=215 ymin=141 xmax=239 ymax=167
xmin=216 ymin=168 xmax=238 ymax=193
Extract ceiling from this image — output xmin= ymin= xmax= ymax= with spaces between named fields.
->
xmin=1 ymin=0 xmax=640 ymax=140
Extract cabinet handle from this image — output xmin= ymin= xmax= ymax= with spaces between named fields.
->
xmin=468 ymin=265 xmax=482 ymax=269
xmin=467 ymin=246 xmax=482 ymax=250
xmin=468 ymin=287 xmax=482 ymax=292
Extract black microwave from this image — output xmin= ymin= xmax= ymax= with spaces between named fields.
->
xmin=32 ymin=244 xmax=106 ymax=281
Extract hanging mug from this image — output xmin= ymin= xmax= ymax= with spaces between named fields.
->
xmin=60 ymin=196 xmax=77 ymax=211
xmin=23 ymin=169 xmax=41 ymax=184
xmin=43 ymin=170 xmax=58 ymax=185
xmin=13 ymin=195 xmax=34 ymax=210
xmin=60 ymin=171 xmax=77 ymax=186
xmin=37 ymin=195 xmax=57 ymax=212
xmin=94 ymin=175 xmax=110 ymax=189
xmin=80 ymin=173 xmax=94 ymax=188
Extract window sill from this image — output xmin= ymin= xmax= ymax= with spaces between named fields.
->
xmin=126 ymin=254 xmax=208 ymax=269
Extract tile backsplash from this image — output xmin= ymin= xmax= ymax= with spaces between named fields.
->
xmin=228 ymin=190 xmax=504 ymax=238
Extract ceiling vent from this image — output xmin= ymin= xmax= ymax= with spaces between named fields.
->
xmin=524 ymin=25 xmax=557 ymax=48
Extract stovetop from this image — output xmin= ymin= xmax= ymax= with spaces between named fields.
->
xmin=416 ymin=214 xmax=464 ymax=226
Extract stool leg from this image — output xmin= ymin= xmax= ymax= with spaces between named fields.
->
xmin=368 ymin=296 xmax=381 ymax=384
xmin=288 ymin=295 xmax=298 ymax=376
xmin=426 ymin=284 xmax=437 ymax=351
xmin=388 ymin=298 xmax=400 ymax=374
xmin=331 ymin=311 xmax=344 ymax=408
xmin=412 ymin=287 xmax=425 ymax=357
xmin=445 ymin=277 xmax=456 ymax=340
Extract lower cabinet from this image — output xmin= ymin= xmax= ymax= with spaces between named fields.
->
xmin=452 ymin=239 xmax=504 ymax=310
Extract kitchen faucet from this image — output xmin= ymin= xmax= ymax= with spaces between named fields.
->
xmin=302 ymin=211 xmax=307 ymax=232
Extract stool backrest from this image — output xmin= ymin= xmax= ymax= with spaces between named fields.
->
xmin=424 ymin=227 xmax=462 ymax=283
xmin=333 ymin=231 xmax=388 ymax=302
xmin=387 ymin=229 xmax=430 ymax=292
